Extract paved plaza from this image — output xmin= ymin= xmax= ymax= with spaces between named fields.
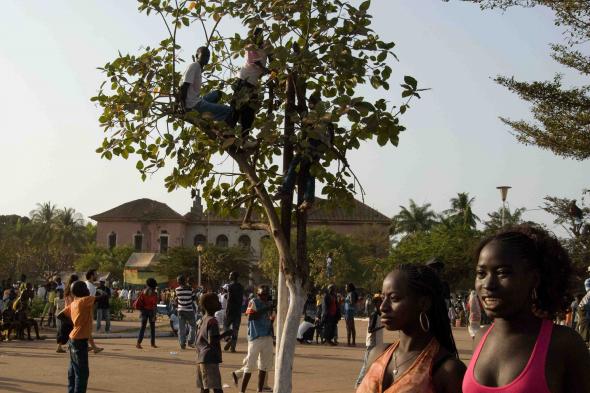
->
xmin=0 ymin=315 xmax=474 ymax=393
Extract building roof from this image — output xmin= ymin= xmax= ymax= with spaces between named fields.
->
xmin=90 ymin=199 xmax=185 ymax=222
xmin=92 ymin=197 xmax=389 ymax=225
xmin=185 ymin=198 xmax=389 ymax=225
xmin=309 ymin=198 xmax=390 ymax=224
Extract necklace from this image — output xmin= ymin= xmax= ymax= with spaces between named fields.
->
xmin=392 ymin=350 xmax=420 ymax=376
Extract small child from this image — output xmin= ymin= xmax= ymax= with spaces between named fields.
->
xmin=58 ymin=281 xmax=106 ymax=393
xmin=55 ymin=289 xmax=66 ymax=353
xmin=196 ymin=293 xmax=232 ymax=393
xmin=356 ymin=294 xmax=384 ymax=387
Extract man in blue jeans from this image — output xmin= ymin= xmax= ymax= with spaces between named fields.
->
xmin=275 ymin=92 xmax=334 ymax=212
xmin=175 ymin=275 xmax=197 ymax=349
xmin=95 ymin=280 xmax=111 ymax=333
xmin=180 ymin=46 xmax=231 ymax=122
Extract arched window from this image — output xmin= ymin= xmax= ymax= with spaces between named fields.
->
xmin=194 ymin=234 xmax=207 ymax=247
xmin=159 ymin=230 xmax=169 ymax=254
xmin=238 ymin=235 xmax=251 ymax=250
xmin=133 ymin=231 xmax=143 ymax=252
xmin=108 ymin=232 xmax=117 ymax=250
xmin=216 ymin=234 xmax=228 ymax=248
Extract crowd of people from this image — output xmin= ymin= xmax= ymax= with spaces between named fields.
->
xmin=3 ymin=224 xmax=590 ymax=393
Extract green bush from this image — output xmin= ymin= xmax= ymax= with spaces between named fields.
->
xmin=29 ymin=298 xmax=45 ymax=318
xmin=110 ymin=296 xmax=125 ymax=321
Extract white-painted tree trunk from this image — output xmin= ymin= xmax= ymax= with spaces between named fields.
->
xmin=273 ymin=277 xmax=305 ymax=393
xmin=274 ymin=268 xmax=288 ymax=359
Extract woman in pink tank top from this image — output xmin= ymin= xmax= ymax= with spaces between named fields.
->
xmin=463 ymin=225 xmax=590 ymax=393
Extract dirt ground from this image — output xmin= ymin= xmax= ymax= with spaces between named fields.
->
xmin=0 ymin=316 xmax=474 ymax=393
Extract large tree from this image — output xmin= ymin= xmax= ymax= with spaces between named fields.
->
xmin=456 ymin=0 xmax=590 ymax=159
xmin=92 ymin=1 xmax=421 ymax=390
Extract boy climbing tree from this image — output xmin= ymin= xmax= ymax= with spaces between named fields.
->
xmin=93 ymin=1 xmax=423 ymax=392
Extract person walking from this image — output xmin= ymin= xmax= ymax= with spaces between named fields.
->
xmin=463 ymin=225 xmax=590 ymax=393
xmin=356 ymin=264 xmax=465 ymax=393
xmin=195 ymin=293 xmax=233 ymax=393
xmin=175 ymin=274 xmax=197 ymax=349
xmin=321 ymin=284 xmax=340 ymax=346
xmin=344 ymin=283 xmax=358 ymax=346
xmin=95 ymin=280 xmax=111 ymax=334
xmin=135 ymin=278 xmax=159 ymax=349
xmin=224 ymin=271 xmax=244 ymax=352
xmin=55 ymin=288 xmax=67 ymax=353
xmin=355 ymin=294 xmax=383 ymax=387
xmin=231 ymin=285 xmax=274 ymax=393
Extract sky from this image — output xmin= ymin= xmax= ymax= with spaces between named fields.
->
xmin=1 ymin=0 xmax=588 ymax=235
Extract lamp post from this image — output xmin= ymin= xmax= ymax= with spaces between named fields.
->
xmin=196 ymin=244 xmax=204 ymax=288
xmin=496 ymin=186 xmax=512 ymax=227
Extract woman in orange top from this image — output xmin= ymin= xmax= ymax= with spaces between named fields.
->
xmin=356 ymin=264 xmax=465 ymax=393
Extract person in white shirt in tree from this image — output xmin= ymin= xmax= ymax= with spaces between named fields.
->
xmin=179 ymin=46 xmax=231 ymax=122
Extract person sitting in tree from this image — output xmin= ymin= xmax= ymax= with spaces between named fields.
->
xmin=179 ymin=46 xmax=231 ymax=123
xmin=227 ymin=27 xmax=272 ymax=149
xmin=276 ymin=91 xmax=334 ymax=211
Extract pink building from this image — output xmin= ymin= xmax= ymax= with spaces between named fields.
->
xmin=91 ymin=197 xmax=391 ymax=260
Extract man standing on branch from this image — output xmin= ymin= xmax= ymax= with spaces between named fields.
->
xmin=224 ymin=271 xmax=244 ymax=353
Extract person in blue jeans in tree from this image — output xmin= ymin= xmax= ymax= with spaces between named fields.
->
xmin=179 ymin=46 xmax=231 ymax=123
xmin=276 ymin=92 xmax=334 ymax=211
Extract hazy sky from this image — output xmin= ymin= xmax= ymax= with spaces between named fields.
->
xmin=1 ymin=1 xmax=588 ymax=234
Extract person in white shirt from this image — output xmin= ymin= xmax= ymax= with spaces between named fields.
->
xmin=179 ymin=46 xmax=231 ymax=122
xmin=227 ymin=27 xmax=271 ymax=148
xmin=85 ymin=269 xmax=97 ymax=296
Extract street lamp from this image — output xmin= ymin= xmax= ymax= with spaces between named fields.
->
xmin=496 ymin=186 xmax=512 ymax=227
xmin=196 ymin=244 xmax=204 ymax=288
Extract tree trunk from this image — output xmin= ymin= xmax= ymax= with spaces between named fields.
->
xmin=274 ymin=275 xmax=305 ymax=393
xmin=276 ymin=73 xmax=296 ymax=359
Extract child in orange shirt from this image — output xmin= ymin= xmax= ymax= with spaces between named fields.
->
xmin=58 ymin=281 xmax=106 ymax=393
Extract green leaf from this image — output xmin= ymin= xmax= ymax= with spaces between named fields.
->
xmin=359 ymin=0 xmax=371 ymax=13
xmin=136 ymin=161 xmax=144 ymax=170
xmin=404 ymin=75 xmax=418 ymax=89
xmin=377 ymin=132 xmax=388 ymax=146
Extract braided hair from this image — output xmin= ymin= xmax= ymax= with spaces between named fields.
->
xmin=393 ymin=263 xmax=458 ymax=357
xmin=475 ymin=224 xmax=572 ymax=318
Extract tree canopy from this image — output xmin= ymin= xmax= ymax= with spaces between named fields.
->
xmin=457 ymin=0 xmax=590 ymax=160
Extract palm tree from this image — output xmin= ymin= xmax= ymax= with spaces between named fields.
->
xmin=445 ymin=192 xmax=480 ymax=229
xmin=484 ymin=207 xmax=526 ymax=232
xmin=391 ymin=199 xmax=437 ymax=236
xmin=55 ymin=207 xmax=87 ymax=271
xmin=30 ymin=201 xmax=58 ymax=226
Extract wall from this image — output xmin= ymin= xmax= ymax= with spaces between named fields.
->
xmin=96 ymin=220 xmax=186 ymax=252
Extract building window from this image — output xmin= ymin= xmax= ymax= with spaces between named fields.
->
xmin=159 ymin=231 xmax=169 ymax=254
xmin=238 ymin=235 xmax=251 ymax=250
xmin=108 ymin=232 xmax=117 ymax=250
xmin=133 ymin=232 xmax=143 ymax=252
xmin=194 ymin=234 xmax=207 ymax=247
xmin=216 ymin=234 xmax=228 ymax=248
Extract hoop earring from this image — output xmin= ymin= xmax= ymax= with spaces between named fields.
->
xmin=531 ymin=288 xmax=538 ymax=302
xmin=419 ymin=312 xmax=430 ymax=333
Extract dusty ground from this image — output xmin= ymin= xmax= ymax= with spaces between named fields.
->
xmin=0 ymin=315 xmax=473 ymax=393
